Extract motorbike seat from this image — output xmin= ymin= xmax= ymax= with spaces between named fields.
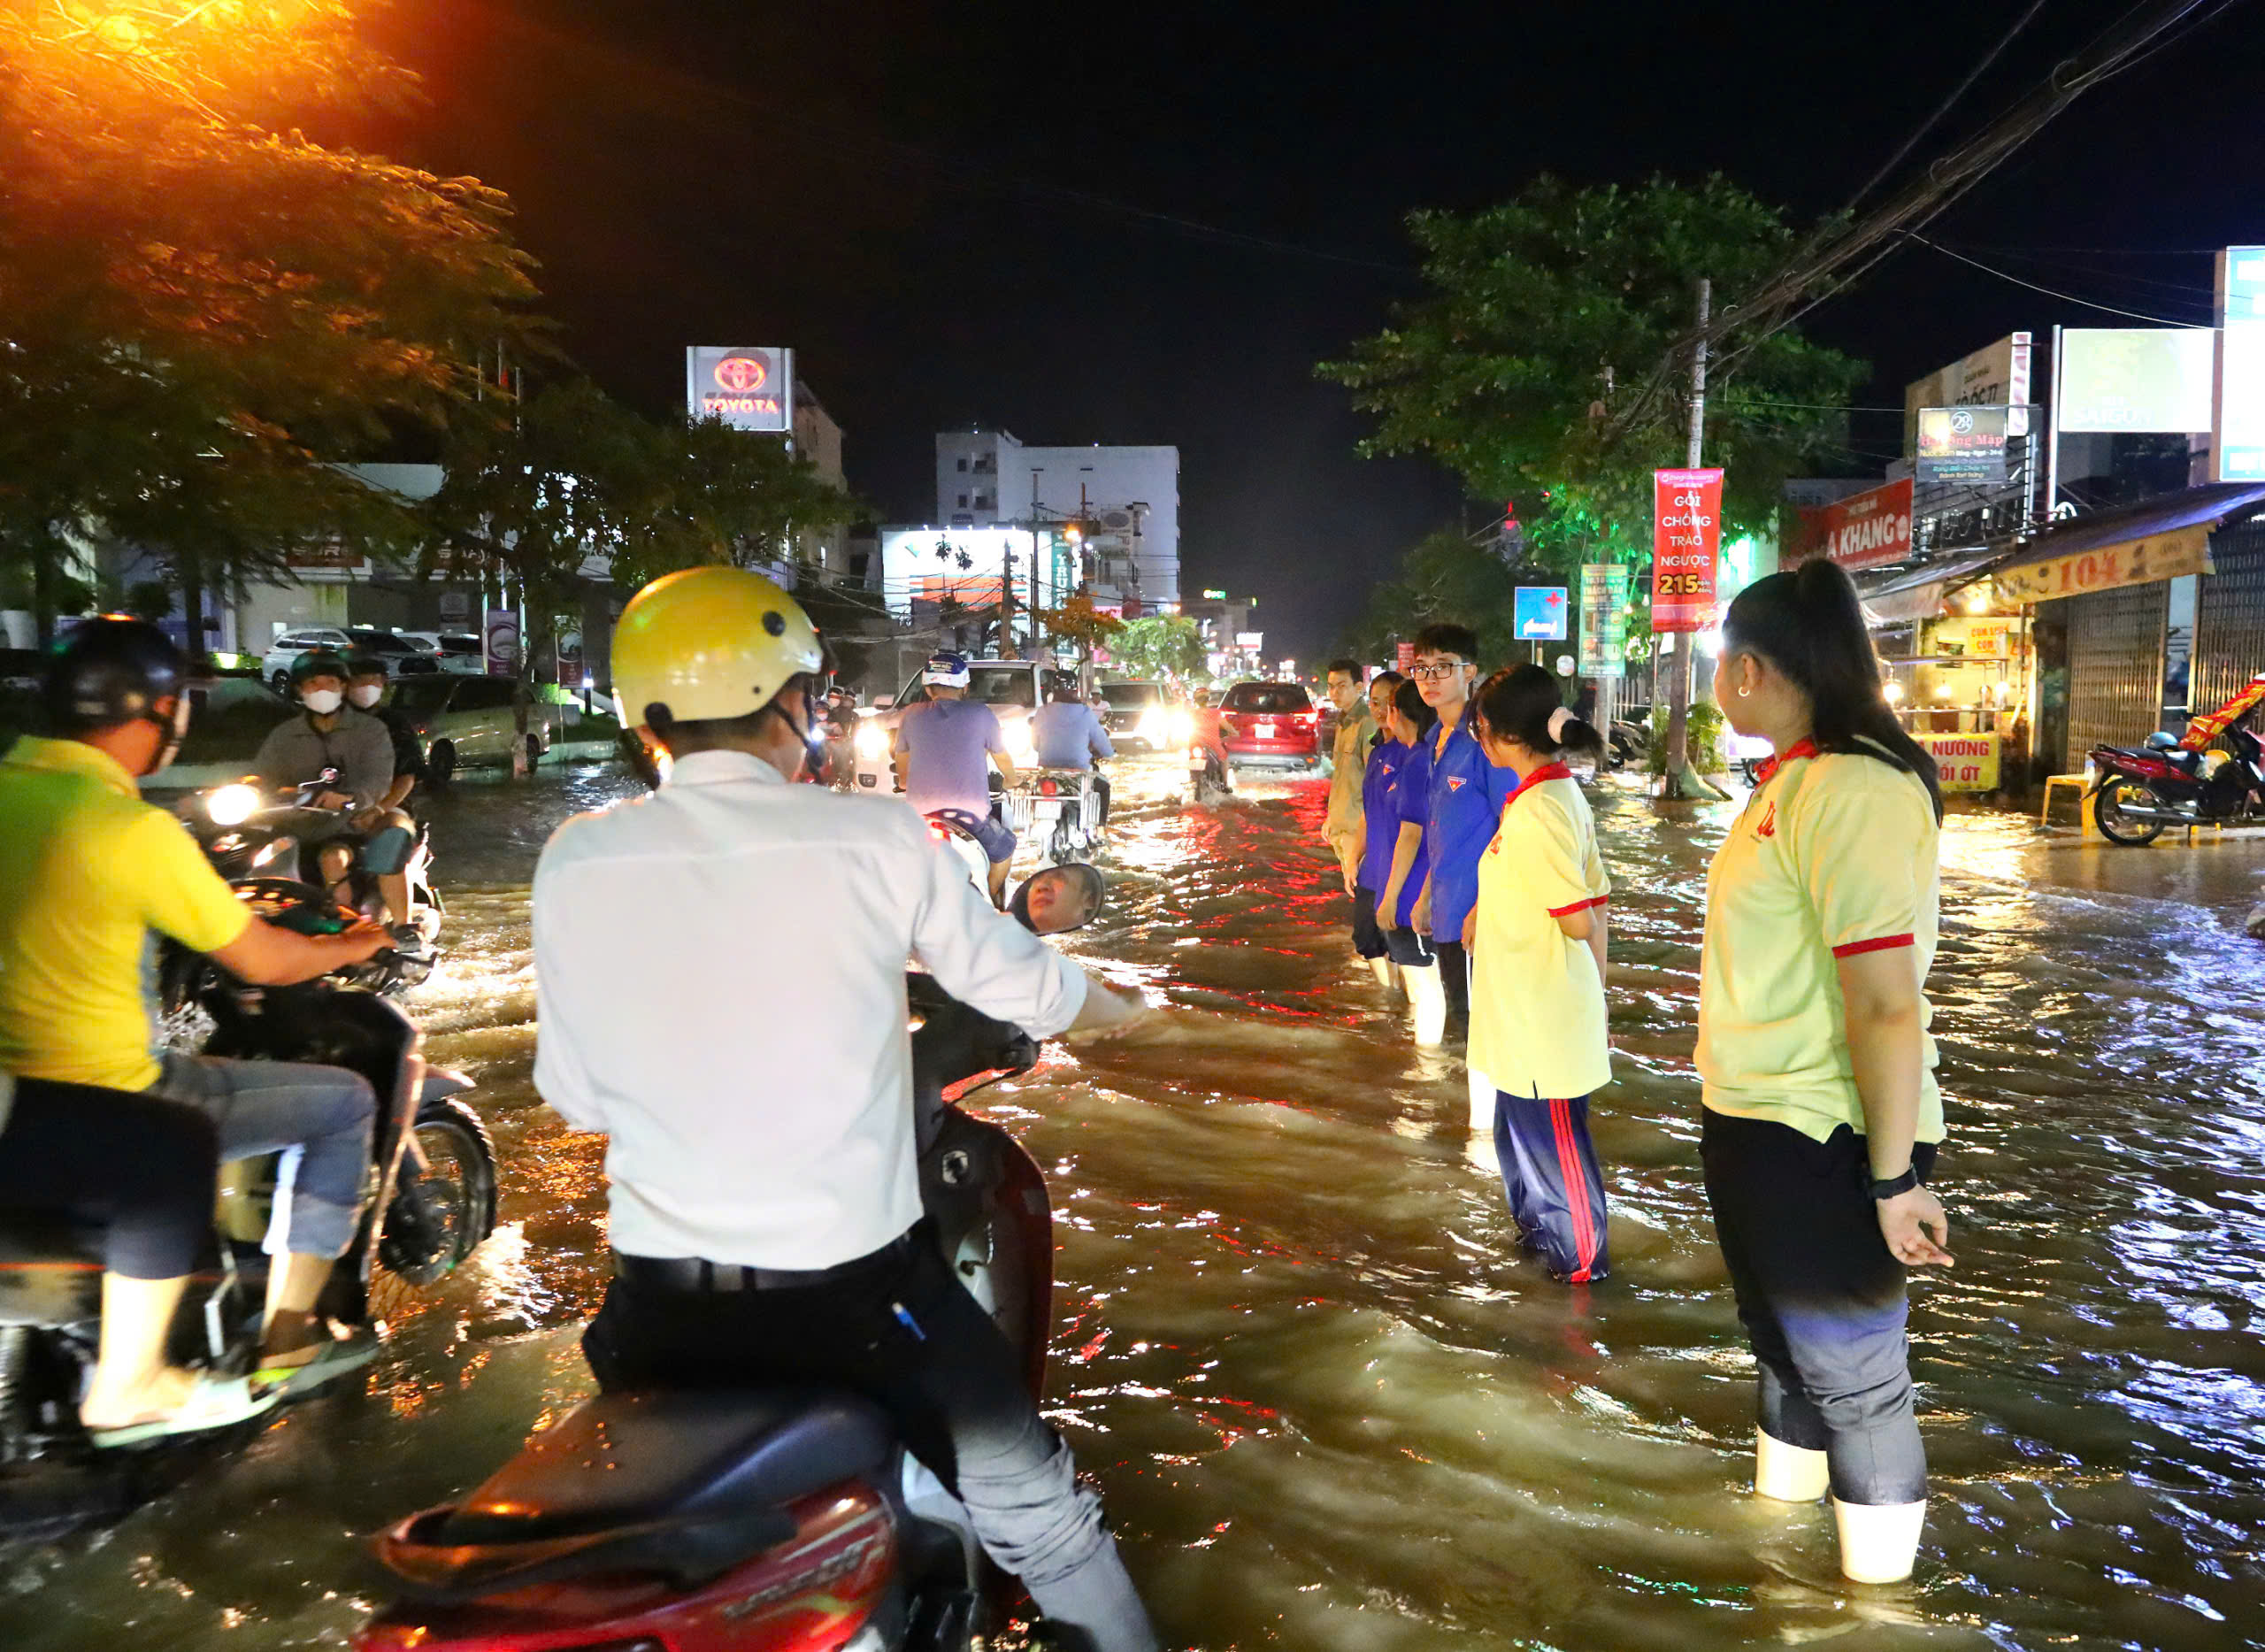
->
xmin=434 ymin=1387 xmax=893 ymax=1545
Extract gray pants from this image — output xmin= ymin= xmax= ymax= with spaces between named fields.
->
xmin=587 ymin=1228 xmax=1158 ymax=1652
xmin=151 ymin=1054 xmax=376 ymax=1259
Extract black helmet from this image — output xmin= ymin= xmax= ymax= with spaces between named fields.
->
xmin=343 ymin=650 xmax=390 ymax=680
xmin=42 ymin=617 xmax=188 ymax=734
xmin=290 ymin=649 xmax=351 ymax=687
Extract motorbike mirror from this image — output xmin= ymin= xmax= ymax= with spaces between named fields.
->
xmin=1011 ymin=863 xmax=1107 ymax=934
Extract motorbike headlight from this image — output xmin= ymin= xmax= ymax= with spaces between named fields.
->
xmin=855 ymin=720 xmax=890 ymax=760
xmin=1168 ymin=709 xmax=1194 ymax=743
xmin=206 ymin=783 xmax=262 ymax=826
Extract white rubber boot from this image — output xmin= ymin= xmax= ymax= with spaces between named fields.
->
xmin=1832 ymin=1497 xmax=1923 ymax=1584
xmin=1754 ymin=1428 xmax=1829 ymax=1502
xmin=1406 ymin=964 xmax=1447 ymax=1047
xmin=1466 ymin=1065 xmax=1495 ymax=1132
xmin=1368 ymin=956 xmax=1396 ymax=990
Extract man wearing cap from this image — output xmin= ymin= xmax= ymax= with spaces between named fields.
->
xmin=893 ymin=651 xmax=1021 ymax=907
xmin=534 ymin=569 xmax=1157 ymax=1651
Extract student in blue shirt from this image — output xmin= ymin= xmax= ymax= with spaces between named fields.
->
xmin=1351 ymin=671 xmax=1407 ymax=987
xmin=1374 ymin=677 xmax=1445 ymax=1041
xmin=1406 ymin=623 xmax=1517 ymax=1045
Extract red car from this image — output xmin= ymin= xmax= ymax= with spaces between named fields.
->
xmin=1198 ymin=680 xmax=1322 ymax=772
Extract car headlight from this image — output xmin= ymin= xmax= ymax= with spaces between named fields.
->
xmin=1009 ymin=726 xmax=1036 ymax=764
xmin=1137 ymin=706 xmax=1166 ymax=740
xmin=205 ymin=783 xmax=262 ymax=826
xmin=855 ymin=720 xmax=890 ymax=759
xmin=1168 ymin=709 xmax=1194 ymax=743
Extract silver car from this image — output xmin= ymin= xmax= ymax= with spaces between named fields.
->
xmin=389 ymin=675 xmax=557 ymax=782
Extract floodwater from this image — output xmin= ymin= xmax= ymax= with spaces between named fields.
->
xmin=8 ymin=758 xmax=2265 ymax=1650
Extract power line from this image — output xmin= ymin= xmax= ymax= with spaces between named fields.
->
xmin=1908 ymin=234 xmax=2200 ymax=324
xmin=1839 ymin=0 xmax=2049 ymax=216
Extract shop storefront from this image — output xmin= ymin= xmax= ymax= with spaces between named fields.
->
xmin=1857 ymin=549 xmax=2026 ymax=795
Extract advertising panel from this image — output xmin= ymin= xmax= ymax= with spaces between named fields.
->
xmin=483 ymin=607 xmax=520 ymax=678
xmin=1916 ymin=406 xmax=2011 ymax=484
xmin=2059 ymin=327 xmax=2215 ymax=433
xmin=877 ymin=526 xmax=1058 ymax=621
xmin=685 ymin=346 xmax=794 ymax=434
xmin=1915 ymin=732 xmax=2000 ymax=794
xmin=1394 ymin=640 xmax=1416 ymax=673
xmin=1514 ymin=586 xmax=1568 ymax=640
xmin=1992 ymin=525 xmax=2214 ymax=603
xmin=1793 ymin=476 xmax=1913 ymax=571
xmin=1903 ymin=333 xmax=2031 ymax=454
xmin=2215 ymin=248 xmax=2265 ymax=481
xmin=1651 ymin=469 xmax=1723 ymax=633
xmin=1578 ymin=563 xmax=1629 ymax=678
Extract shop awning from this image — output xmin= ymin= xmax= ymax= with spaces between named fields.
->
xmin=1856 ymin=547 xmax=2008 ymax=625
xmin=2013 ymin=480 xmax=2265 ymax=562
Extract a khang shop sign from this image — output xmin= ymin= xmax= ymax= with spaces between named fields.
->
xmin=1651 ymin=468 xmax=1723 ymax=633
xmin=1795 ymin=477 xmax=1913 ymax=571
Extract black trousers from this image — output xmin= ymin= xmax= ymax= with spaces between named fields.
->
xmin=583 ymin=1228 xmax=1141 ymax=1625
xmin=1349 ymin=886 xmax=1389 ymax=959
xmin=1093 ymin=772 xmax=1112 ymax=827
xmin=1434 ymin=940 xmax=1471 ymax=1023
xmin=1701 ymin=1110 xmax=1937 ymax=1505
xmin=0 ymin=1079 xmax=219 ymax=1279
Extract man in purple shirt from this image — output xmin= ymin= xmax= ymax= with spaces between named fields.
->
xmin=894 ymin=652 xmax=1022 ymax=905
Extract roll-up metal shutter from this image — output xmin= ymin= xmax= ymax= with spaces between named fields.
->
xmin=2192 ymin=519 xmax=2265 ymax=718
xmin=2063 ymin=581 xmax=2168 ymax=769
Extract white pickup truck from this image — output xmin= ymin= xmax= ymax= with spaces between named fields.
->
xmin=849 ymin=658 xmax=1046 ymax=834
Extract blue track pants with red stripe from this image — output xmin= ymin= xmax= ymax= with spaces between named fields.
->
xmin=1493 ymin=1091 xmax=1609 ymax=1283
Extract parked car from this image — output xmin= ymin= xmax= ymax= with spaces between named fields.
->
xmin=261 ymin=626 xmax=355 ymax=690
xmin=1198 ymin=680 xmax=1322 ymax=772
xmin=1095 ymin=680 xmax=1193 ymax=752
xmin=345 ymin=627 xmax=443 ymax=680
xmin=388 ymin=674 xmax=556 ymax=782
xmin=398 ymin=631 xmax=488 ymax=675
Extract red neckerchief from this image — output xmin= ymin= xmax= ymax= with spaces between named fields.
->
xmin=1750 ymin=738 xmax=1819 ymax=787
xmin=1509 ymin=761 xmax=1574 ymax=804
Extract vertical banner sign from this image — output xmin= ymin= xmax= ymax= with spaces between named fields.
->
xmin=1651 ymin=468 xmax=1724 ymax=633
xmin=1578 ymin=564 xmax=1630 ymax=677
xmin=483 ymin=608 xmax=520 ymax=679
xmin=1394 ymin=641 xmax=1416 ymax=673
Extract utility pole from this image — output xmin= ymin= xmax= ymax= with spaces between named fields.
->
xmin=1662 ymin=276 xmax=1708 ymax=797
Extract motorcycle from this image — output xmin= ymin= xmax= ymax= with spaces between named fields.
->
xmin=1018 ymin=769 xmax=1104 ymax=864
xmin=1186 ymin=737 xmax=1233 ymax=803
xmin=0 ymin=880 xmax=498 ymax=1537
xmin=2089 ymin=674 xmax=2265 ymax=846
xmin=359 ymin=863 xmax=1110 ymax=1652
xmin=178 ymin=772 xmax=443 ymax=975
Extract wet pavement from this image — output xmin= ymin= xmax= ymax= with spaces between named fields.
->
xmin=8 ymin=758 xmax=2265 ymax=1650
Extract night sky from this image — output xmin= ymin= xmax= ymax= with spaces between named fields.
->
xmin=359 ymin=0 xmax=2263 ymax=660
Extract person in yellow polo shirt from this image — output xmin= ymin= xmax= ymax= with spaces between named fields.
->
xmin=1467 ymin=665 xmax=1613 ymax=1285
xmin=0 ymin=620 xmax=393 ymax=1426
xmin=1696 ymin=560 xmax=1952 ymax=1587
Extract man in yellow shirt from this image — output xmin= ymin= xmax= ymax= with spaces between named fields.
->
xmin=0 ymin=620 xmax=393 ymax=1398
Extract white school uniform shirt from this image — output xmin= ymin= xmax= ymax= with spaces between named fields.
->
xmin=531 ymin=749 xmax=1088 ymax=1271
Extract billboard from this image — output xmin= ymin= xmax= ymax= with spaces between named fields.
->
xmin=1514 ymin=586 xmax=1568 ymax=640
xmin=2059 ymin=327 xmax=2214 ymax=434
xmin=877 ymin=526 xmax=1067 ymax=622
xmin=686 ymin=346 xmax=794 ymax=434
xmin=1578 ymin=563 xmax=1629 ymax=679
xmin=2215 ymin=248 xmax=2265 ymax=482
xmin=1651 ymin=468 xmax=1722 ymax=634
xmin=1904 ymin=333 xmax=2031 ymax=454
xmin=1793 ymin=476 xmax=1912 ymax=571
xmin=1916 ymin=406 xmax=2010 ymax=484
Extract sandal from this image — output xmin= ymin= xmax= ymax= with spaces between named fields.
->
xmin=252 ymin=1325 xmax=381 ymax=1399
xmin=84 ymin=1372 xmax=281 ymax=1449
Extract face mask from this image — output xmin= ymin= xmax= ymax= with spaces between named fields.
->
xmin=302 ymin=688 xmax=343 ymax=715
xmin=348 ymin=684 xmax=383 ymax=709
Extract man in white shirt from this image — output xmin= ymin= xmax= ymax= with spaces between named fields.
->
xmin=533 ymin=567 xmax=1157 ymax=1652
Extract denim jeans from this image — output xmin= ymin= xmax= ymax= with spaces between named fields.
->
xmin=151 ymin=1053 xmax=376 ymax=1259
xmin=587 ymin=1227 xmax=1157 ymax=1652
xmin=1701 ymin=1109 xmax=1937 ymax=1505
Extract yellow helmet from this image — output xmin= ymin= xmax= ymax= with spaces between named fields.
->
xmin=610 ymin=565 xmax=824 ymax=729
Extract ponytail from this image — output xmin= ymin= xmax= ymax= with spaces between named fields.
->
xmin=1471 ymin=664 xmax=1606 ymax=763
xmin=1724 ymin=559 xmax=1945 ymax=822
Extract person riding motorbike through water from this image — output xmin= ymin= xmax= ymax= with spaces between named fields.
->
xmin=530 ymin=569 xmax=1159 ymax=1652
xmin=252 ymin=650 xmax=409 ymax=922
xmin=0 ymin=620 xmax=395 ymax=1426
xmin=343 ymin=652 xmax=429 ymax=940
xmin=893 ymin=650 xmax=1022 ymax=908
xmin=1031 ymin=671 xmax=1116 ymax=827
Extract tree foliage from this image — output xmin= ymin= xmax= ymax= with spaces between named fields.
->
xmin=0 ymin=0 xmax=541 ymax=639
xmin=1338 ymin=528 xmax=1531 ymax=666
xmin=1319 ymin=174 xmax=1867 ymax=575
xmin=1108 ymin=614 xmax=1206 ymax=683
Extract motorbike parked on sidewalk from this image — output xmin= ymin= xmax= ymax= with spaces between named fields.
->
xmin=0 ymin=880 xmax=497 ymax=1537
xmin=359 ymin=864 xmax=1110 ymax=1652
xmin=2089 ymin=674 xmax=2265 ymax=846
xmin=176 ymin=772 xmax=443 ymax=980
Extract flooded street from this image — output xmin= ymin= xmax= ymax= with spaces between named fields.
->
xmin=9 ymin=759 xmax=2265 ymax=1650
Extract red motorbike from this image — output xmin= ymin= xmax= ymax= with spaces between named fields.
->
xmin=357 ymin=865 xmax=1108 ymax=1652
xmin=2090 ymin=672 xmax=2265 ymax=847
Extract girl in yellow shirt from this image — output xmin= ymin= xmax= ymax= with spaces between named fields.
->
xmin=1468 ymin=665 xmax=1612 ymax=1284
xmin=1699 ymin=558 xmax=1952 ymax=1587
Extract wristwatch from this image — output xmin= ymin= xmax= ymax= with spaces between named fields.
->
xmin=1868 ymin=1166 xmax=1921 ymax=1201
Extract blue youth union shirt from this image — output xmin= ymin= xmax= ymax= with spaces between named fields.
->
xmin=1386 ymin=737 xmax=1433 ymax=930
xmin=1357 ymin=739 xmax=1405 ymax=894
xmin=1425 ymin=716 xmax=1516 ymax=942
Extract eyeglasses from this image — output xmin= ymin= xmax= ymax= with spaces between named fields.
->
xmin=1409 ymin=662 xmax=1466 ymax=681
